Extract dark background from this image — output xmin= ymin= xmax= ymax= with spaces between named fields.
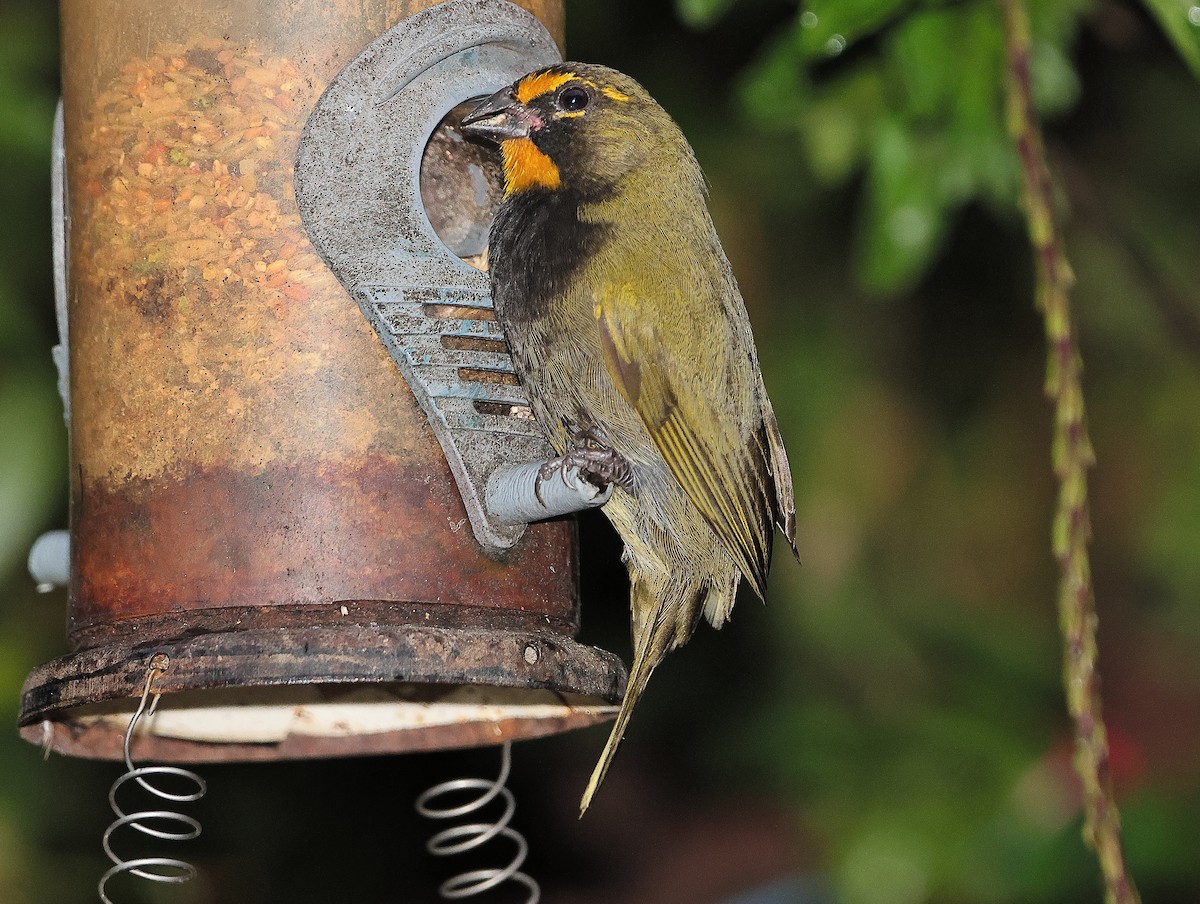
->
xmin=1 ymin=0 xmax=1198 ymax=901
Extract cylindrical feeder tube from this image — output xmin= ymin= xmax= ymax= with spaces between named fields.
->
xmin=20 ymin=0 xmax=624 ymax=763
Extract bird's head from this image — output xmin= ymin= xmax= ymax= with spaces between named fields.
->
xmin=460 ymin=63 xmax=682 ymax=201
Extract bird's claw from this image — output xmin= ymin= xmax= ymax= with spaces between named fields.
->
xmin=535 ymin=428 xmax=635 ymax=506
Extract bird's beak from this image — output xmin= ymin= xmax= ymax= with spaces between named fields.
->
xmin=460 ymin=87 xmax=532 ymax=143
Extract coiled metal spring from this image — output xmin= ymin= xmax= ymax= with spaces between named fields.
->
xmin=415 ymin=741 xmax=540 ymax=902
xmin=98 ymin=653 xmax=206 ymax=904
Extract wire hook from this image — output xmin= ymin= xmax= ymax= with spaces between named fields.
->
xmin=98 ymin=653 xmax=206 ymax=904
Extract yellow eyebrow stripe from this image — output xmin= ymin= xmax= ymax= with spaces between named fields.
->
xmin=515 ymin=72 xmax=631 ymax=105
xmin=515 ymin=70 xmax=577 ymax=103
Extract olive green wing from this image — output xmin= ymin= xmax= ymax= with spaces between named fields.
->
xmin=594 ymin=292 xmax=775 ymax=598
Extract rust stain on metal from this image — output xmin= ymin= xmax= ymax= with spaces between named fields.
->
xmin=21 ymin=623 xmax=626 ymax=762
xmin=72 ymin=452 xmax=577 ymax=644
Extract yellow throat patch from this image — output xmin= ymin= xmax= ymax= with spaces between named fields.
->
xmin=500 ymin=137 xmax=560 ymax=196
xmin=500 ymin=69 xmax=632 ymax=195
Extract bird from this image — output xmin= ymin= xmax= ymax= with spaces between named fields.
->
xmin=460 ymin=62 xmax=799 ymax=815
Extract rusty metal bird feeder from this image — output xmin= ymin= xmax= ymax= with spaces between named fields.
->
xmin=20 ymin=0 xmax=625 ymax=766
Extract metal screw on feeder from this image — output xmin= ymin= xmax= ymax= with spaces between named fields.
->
xmin=20 ymin=0 xmax=623 ymax=898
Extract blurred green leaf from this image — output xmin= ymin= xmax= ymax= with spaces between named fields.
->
xmin=739 ymin=25 xmax=812 ymax=131
xmin=1140 ymin=370 xmax=1200 ymax=609
xmin=1029 ymin=38 xmax=1081 ymax=113
xmin=857 ymin=118 xmax=951 ymax=292
xmin=888 ymin=8 xmax=964 ymax=123
xmin=0 ymin=8 xmax=56 ymax=158
xmin=797 ymin=0 xmax=910 ymax=59
xmin=0 ymin=373 xmax=65 ymax=578
xmin=1121 ymin=791 xmax=1200 ymax=886
xmin=802 ymin=67 xmax=886 ymax=184
xmin=1139 ymin=0 xmax=1200 ymax=78
xmin=675 ymin=0 xmax=737 ymax=29
xmin=735 ymin=0 xmax=1093 ymax=294
xmin=943 ymin=5 xmax=1017 ymax=205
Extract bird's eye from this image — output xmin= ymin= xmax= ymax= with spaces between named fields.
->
xmin=557 ymin=86 xmax=590 ymax=112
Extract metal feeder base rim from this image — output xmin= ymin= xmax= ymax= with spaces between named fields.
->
xmin=19 ymin=621 xmax=628 ymax=762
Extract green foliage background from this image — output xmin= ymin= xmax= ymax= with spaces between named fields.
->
xmin=0 ymin=0 xmax=1198 ymax=902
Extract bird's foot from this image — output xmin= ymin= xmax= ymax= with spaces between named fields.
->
xmin=537 ymin=427 xmax=635 ymax=503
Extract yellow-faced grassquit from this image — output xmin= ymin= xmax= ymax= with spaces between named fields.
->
xmin=461 ymin=62 xmax=799 ymax=814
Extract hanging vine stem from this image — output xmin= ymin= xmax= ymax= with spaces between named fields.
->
xmin=999 ymin=3 xmax=1140 ymax=904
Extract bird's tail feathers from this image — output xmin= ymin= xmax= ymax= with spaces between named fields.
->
xmin=579 ymin=575 xmax=704 ymax=815
xmin=700 ymin=567 xmax=739 ymax=630
xmin=578 ymin=626 xmax=656 ymax=816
